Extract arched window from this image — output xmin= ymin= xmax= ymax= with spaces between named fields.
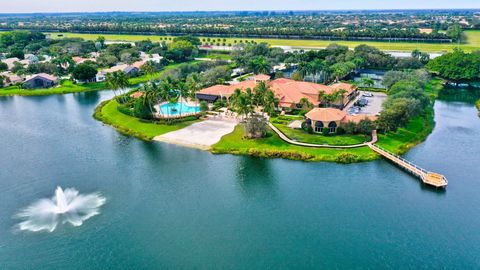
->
xmin=328 ymin=121 xmax=337 ymax=133
xmin=315 ymin=121 xmax=324 ymax=133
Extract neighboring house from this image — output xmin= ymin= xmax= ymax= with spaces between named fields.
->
xmin=1 ymin=57 xmax=20 ymax=70
xmin=0 ymin=72 xmax=24 ymax=86
xmin=96 ymin=64 xmax=139 ymax=82
xmin=305 ymin=108 xmax=377 ymax=133
xmin=196 ymin=74 xmax=358 ymax=110
xmin=23 ymin=73 xmax=58 ymax=89
xmin=24 ymin=54 xmax=39 ymax=64
xmin=140 ymin=52 xmax=163 ymax=63
xmin=72 ymin=56 xmax=96 ymax=65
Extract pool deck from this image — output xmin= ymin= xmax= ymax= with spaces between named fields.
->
xmin=154 ymin=119 xmax=237 ymax=150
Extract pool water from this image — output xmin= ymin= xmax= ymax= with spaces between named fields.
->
xmin=159 ymin=102 xmax=200 ymax=116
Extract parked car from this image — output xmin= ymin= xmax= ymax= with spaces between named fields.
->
xmin=362 ymin=92 xmax=374 ymax=97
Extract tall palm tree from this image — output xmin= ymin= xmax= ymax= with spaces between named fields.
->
xmin=105 ymin=71 xmax=130 ymax=102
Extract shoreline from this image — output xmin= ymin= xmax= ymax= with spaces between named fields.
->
xmin=93 ymin=98 xmax=436 ymax=164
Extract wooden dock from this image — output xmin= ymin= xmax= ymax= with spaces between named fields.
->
xmin=368 ymin=143 xmax=448 ymax=188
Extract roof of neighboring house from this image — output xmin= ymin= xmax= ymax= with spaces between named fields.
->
xmin=130 ymin=91 xmax=144 ymax=98
xmin=305 ymin=108 xmax=347 ymax=122
xmin=254 ymin=74 xmax=271 ymax=81
xmin=25 ymin=73 xmax=58 ymax=82
xmin=1 ymin=57 xmax=20 ymax=69
xmin=132 ymin=60 xmax=146 ymax=69
xmin=100 ymin=64 xmax=139 ymax=74
xmin=0 ymin=72 xmax=23 ymax=84
xmin=72 ymin=56 xmax=95 ymax=64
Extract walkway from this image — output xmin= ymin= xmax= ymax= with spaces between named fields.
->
xmin=154 ymin=119 xmax=237 ymax=150
xmin=368 ymin=143 xmax=448 ymax=188
xmin=268 ymin=123 xmax=376 ymax=148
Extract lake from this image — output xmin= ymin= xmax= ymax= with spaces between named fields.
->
xmin=0 ymin=90 xmax=479 ymax=269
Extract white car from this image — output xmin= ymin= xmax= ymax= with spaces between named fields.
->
xmin=362 ymin=92 xmax=374 ymax=97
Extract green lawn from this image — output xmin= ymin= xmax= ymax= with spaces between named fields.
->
xmin=0 ymin=80 xmax=107 ymax=96
xmin=94 ymin=99 xmax=199 ymax=141
xmin=270 ymin=116 xmax=367 ymax=146
xmin=49 ymin=30 xmax=480 ymax=52
xmin=211 ymin=125 xmax=377 ymax=163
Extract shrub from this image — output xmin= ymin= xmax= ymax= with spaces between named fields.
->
xmin=200 ymin=100 xmax=209 ymax=112
xmin=322 ymin=127 xmax=330 ymax=136
xmin=335 ymin=153 xmax=359 ymax=164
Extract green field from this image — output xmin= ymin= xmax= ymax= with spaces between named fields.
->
xmin=49 ymin=30 xmax=480 ymax=52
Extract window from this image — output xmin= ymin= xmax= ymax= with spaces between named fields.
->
xmin=315 ymin=121 xmax=324 ymax=133
xmin=328 ymin=121 xmax=337 ymax=133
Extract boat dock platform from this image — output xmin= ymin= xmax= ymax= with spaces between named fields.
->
xmin=368 ymin=143 xmax=448 ymax=188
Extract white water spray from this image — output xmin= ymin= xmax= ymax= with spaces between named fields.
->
xmin=15 ymin=186 xmax=106 ymax=232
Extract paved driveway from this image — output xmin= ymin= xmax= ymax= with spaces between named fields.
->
xmin=154 ymin=120 xmax=237 ymax=150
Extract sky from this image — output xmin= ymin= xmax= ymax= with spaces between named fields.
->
xmin=0 ymin=0 xmax=479 ymax=13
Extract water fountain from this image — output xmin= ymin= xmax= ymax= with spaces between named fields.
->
xmin=15 ymin=186 xmax=106 ymax=232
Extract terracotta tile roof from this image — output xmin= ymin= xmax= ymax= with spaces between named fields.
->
xmin=197 ymin=78 xmax=356 ymax=109
xmin=344 ymin=115 xmax=378 ymax=124
xmin=254 ymin=74 xmax=271 ymax=81
xmin=130 ymin=92 xmax=144 ymax=98
xmin=197 ymin=80 xmax=257 ymax=98
xmin=132 ymin=60 xmax=146 ymax=69
xmin=305 ymin=108 xmax=347 ymax=122
xmin=330 ymin=82 xmax=357 ymax=95
xmin=26 ymin=73 xmax=58 ymax=82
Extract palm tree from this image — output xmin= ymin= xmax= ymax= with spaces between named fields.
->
xmin=105 ymin=71 xmax=130 ymax=102
xmin=249 ymin=56 xmax=271 ymax=75
xmin=141 ymin=61 xmax=157 ymax=81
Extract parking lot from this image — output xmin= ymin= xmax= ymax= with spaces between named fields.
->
xmin=346 ymin=91 xmax=387 ymax=116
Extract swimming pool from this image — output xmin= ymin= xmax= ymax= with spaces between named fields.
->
xmin=158 ymin=102 xmax=200 ymax=116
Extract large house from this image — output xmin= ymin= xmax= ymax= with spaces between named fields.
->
xmin=305 ymin=108 xmax=377 ymax=133
xmin=196 ymin=74 xmax=358 ymax=110
xmin=23 ymin=73 xmax=58 ymax=89
xmin=96 ymin=64 xmax=139 ymax=82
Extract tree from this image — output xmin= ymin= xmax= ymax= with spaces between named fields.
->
xmin=361 ymin=77 xmax=375 ymax=88
xmin=0 ymin=75 xmax=4 ymax=88
xmin=248 ymin=56 xmax=271 ymax=74
xmin=141 ymin=61 xmax=157 ymax=81
xmin=357 ymin=119 xmax=374 ymax=138
xmin=105 ymin=71 xmax=130 ymax=101
xmin=0 ymin=62 xmax=8 ymax=72
xmin=244 ymin=114 xmax=268 ymax=138
xmin=446 ymin=24 xmax=464 ymax=43
xmin=72 ymin=63 xmax=97 ymax=82
xmin=200 ymin=101 xmax=209 ymax=112
xmin=426 ymin=49 xmax=480 ymax=84
xmin=133 ymin=97 xmax=152 ymax=119
xmin=291 ymin=71 xmax=304 ymax=81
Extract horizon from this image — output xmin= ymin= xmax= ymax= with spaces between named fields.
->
xmin=1 ymin=8 xmax=480 ymax=15
xmin=1 ymin=0 xmax=480 ymax=13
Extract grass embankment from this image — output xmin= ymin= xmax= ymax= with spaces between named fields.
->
xmin=211 ymin=125 xmax=378 ymax=163
xmin=50 ymin=30 xmax=480 ymax=52
xmin=93 ymin=99 xmax=199 ymax=141
xmin=270 ymin=116 xmax=367 ymax=146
